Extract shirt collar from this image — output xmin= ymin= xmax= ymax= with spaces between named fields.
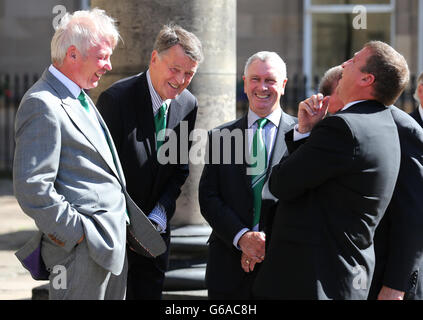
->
xmin=48 ymin=64 xmax=81 ymax=99
xmin=146 ymin=69 xmax=171 ymax=115
xmin=340 ymin=100 xmax=366 ymax=112
xmin=248 ymin=106 xmax=282 ymax=129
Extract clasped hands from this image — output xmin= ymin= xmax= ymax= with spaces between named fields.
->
xmin=238 ymin=231 xmax=266 ymax=273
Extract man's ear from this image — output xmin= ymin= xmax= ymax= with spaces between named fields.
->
xmin=360 ymin=73 xmax=375 ymax=87
xmin=66 ymin=46 xmax=78 ymax=62
xmin=280 ymin=78 xmax=288 ymax=95
xmin=150 ymin=50 xmax=159 ymax=66
xmin=417 ymin=83 xmax=423 ymax=103
xmin=242 ymin=75 xmax=247 ymax=94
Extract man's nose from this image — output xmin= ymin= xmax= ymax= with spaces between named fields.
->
xmin=105 ymin=57 xmax=112 ymax=71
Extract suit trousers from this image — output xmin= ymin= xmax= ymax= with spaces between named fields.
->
xmin=126 ymin=244 xmax=169 ymax=300
xmin=41 ymin=235 xmax=127 ymax=300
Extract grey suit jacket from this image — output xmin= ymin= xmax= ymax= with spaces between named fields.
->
xmin=14 ymin=69 xmax=165 ymax=279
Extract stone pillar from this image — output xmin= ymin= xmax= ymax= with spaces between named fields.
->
xmin=91 ymin=0 xmax=237 ymax=226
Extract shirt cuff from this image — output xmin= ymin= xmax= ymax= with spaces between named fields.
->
xmin=148 ymin=204 xmax=167 ymax=233
xmin=293 ymin=124 xmax=311 ymax=141
xmin=233 ymin=228 xmax=250 ymax=250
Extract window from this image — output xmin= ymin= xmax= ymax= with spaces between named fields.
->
xmin=303 ymin=0 xmax=395 ymax=94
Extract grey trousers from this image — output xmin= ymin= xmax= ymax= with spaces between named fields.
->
xmin=41 ymin=235 xmax=127 ymax=300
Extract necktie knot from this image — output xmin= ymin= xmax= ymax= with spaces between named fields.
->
xmin=78 ymin=91 xmax=90 ymax=112
xmin=256 ymin=118 xmax=268 ymax=129
xmin=251 ymin=117 xmax=269 ymax=228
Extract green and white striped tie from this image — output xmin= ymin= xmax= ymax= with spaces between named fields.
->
xmin=251 ymin=118 xmax=268 ymax=228
xmin=154 ymin=101 xmax=167 ymax=150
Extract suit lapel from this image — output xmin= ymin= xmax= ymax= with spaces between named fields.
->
xmin=89 ymin=97 xmax=126 ymax=185
xmin=43 ymin=70 xmax=122 ymax=183
xmin=262 ymin=111 xmax=296 ymax=199
xmin=134 ymin=73 xmax=156 ymax=159
xmin=267 ymin=111 xmax=293 ymax=169
xmin=238 ymin=115 xmax=254 ymax=193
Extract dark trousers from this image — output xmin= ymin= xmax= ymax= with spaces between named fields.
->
xmin=208 ymin=269 xmax=258 ymax=300
xmin=126 ymin=243 xmax=169 ymax=300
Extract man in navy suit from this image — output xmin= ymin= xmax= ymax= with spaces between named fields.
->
xmin=253 ymin=41 xmax=408 ymax=299
xmin=97 ymin=24 xmax=203 ymax=299
xmin=317 ymin=65 xmax=423 ymax=300
xmin=199 ymin=52 xmax=297 ymax=299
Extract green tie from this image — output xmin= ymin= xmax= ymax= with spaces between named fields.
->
xmin=78 ymin=91 xmax=90 ymax=112
xmin=251 ymin=118 xmax=269 ymax=228
xmin=78 ymin=90 xmax=129 ymax=221
xmin=154 ymin=102 xmax=167 ymax=150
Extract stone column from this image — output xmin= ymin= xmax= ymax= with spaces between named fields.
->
xmin=91 ymin=0 xmax=237 ymax=226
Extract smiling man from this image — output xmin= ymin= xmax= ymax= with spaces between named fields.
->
xmin=253 ymin=41 xmax=408 ymax=299
xmin=97 ymin=24 xmax=203 ymax=300
xmin=13 ymin=9 xmax=165 ymax=300
xmin=199 ymin=52 xmax=297 ymax=299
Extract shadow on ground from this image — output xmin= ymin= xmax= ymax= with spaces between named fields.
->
xmin=0 ymin=230 xmax=36 ymax=250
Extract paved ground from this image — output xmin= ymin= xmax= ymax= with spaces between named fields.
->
xmin=0 ymin=178 xmax=48 ymax=300
xmin=0 ymin=178 xmax=207 ymax=300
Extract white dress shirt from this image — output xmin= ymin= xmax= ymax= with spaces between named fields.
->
xmin=146 ymin=69 xmax=171 ymax=233
xmin=48 ymin=65 xmax=105 ymax=136
xmin=233 ymin=107 xmax=282 ymax=249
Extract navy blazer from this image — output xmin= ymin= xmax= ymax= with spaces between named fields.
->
xmin=253 ymin=101 xmax=401 ymax=299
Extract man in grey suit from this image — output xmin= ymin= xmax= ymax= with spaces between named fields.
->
xmin=13 ymin=9 xmax=164 ymax=300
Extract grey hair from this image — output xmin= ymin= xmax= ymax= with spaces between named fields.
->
xmin=244 ymin=51 xmax=287 ymax=79
xmin=51 ymin=8 xmax=120 ymax=66
xmin=414 ymin=72 xmax=423 ymax=102
xmin=153 ymin=24 xmax=204 ymax=63
xmin=318 ymin=65 xmax=343 ymax=96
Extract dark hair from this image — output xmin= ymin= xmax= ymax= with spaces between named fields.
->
xmin=361 ymin=41 xmax=409 ymax=106
xmin=153 ymin=24 xmax=204 ymax=63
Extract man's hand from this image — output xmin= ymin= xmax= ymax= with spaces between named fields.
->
xmin=241 ymin=252 xmax=259 ymax=273
xmin=297 ymin=93 xmax=329 ymax=133
xmin=377 ymin=286 xmax=405 ymax=300
xmin=238 ymin=231 xmax=265 ymax=266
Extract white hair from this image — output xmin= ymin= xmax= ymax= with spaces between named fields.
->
xmin=51 ymin=8 xmax=120 ymax=66
xmin=243 ymin=51 xmax=287 ymax=79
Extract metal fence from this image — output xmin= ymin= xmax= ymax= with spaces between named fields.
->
xmin=0 ymin=73 xmax=38 ymax=174
xmin=0 ymin=73 xmax=419 ymax=174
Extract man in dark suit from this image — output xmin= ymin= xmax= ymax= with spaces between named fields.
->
xmin=97 ymin=24 xmax=203 ymax=299
xmin=410 ymin=72 xmax=423 ymax=128
xmin=253 ymin=41 xmax=409 ymax=299
xmin=317 ymin=65 xmax=423 ymax=300
xmin=199 ymin=52 xmax=297 ymax=299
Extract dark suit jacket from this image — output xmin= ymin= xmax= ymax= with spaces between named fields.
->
xmin=97 ymin=71 xmax=197 ymax=268
xmin=410 ymin=107 xmax=423 ymax=128
xmin=198 ymin=111 xmax=297 ymax=295
xmin=368 ymin=105 xmax=423 ymax=300
xmin=253 ymin=101 xmax=401 ymax=299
